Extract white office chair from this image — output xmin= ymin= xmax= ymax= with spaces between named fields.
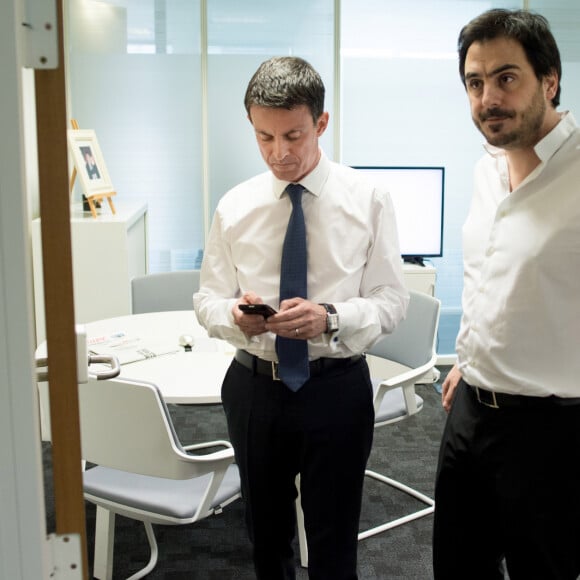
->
xmin=39 ymin=376 xmax=241 ymax=580
xmin=359 ymin=289 xmax=440 ymax=540
xmin=295 ymin=290 xmax=441 ymax=567
xmin=131 ymin=270 xmax=200 ymax=313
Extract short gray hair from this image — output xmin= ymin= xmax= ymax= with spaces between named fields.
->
xmin=244 ymin=56 xmax=326 ymax=123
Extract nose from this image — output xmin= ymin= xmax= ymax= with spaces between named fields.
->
xmin=271 ymin=137 xmax=289 ymax=161
xmin=481 ymin=82 xmax=502 ymax=109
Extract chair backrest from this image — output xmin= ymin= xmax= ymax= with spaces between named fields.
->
xmin=131 ymin=270 xmax=200 ymax=314
xmin=368 ymin=290 xmax=441 ymax=370
xmin=76 ymin=377 xmax=230 ymax=481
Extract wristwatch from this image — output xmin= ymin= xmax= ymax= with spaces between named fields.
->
xmin=319 ymin=303 xmax=339 ymax=333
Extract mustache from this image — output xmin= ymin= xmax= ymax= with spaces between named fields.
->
xmin=479 ymin=108 xmax=515 ymax=122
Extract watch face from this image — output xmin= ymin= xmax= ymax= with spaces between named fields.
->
xmin=320 ymin=303 xmax=338 ymax=333
xmin=327 ymin=313 xmax=339 ymax=332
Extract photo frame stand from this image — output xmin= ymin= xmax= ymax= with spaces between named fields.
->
xmin=69 ymin=119 xmax=117 ymax=219
xmin=83 ymin=192 xmax=117 ymax=219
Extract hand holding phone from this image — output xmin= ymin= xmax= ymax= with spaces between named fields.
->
xmin=238 ymin=303 xmax=278 ymax=318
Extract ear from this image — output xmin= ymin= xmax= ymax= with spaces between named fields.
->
xmin=544 ymin=70 xmax=559 ymax=101
xmin=315 ymin=112 xmax=330 ymax=136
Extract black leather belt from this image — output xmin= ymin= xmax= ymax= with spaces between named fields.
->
xmin=467 ymin=382 xmax=580 ymax=409
xmin=234 ymin=349 xmax=363 ymax=381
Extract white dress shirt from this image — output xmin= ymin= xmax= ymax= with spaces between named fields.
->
xmin=457 ymin=112 xmax=580 ymax=397
xmin=194 ymin=151 xmax=409 ymax=361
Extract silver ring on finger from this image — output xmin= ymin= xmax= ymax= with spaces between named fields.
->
xmin=295 ymin=328 xmax=300 ymax=337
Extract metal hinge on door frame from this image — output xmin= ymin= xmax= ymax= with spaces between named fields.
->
xmin=20 ymin=0 xmax=58 ymax=70
xmin=45 ymin=533 xmax=83 ymax=579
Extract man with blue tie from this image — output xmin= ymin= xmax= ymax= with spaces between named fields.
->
xmin=194 ymin=56 xmax=408 ymax=580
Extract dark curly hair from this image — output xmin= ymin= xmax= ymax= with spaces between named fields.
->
xmin=458 ymin=9 xmax=562 ymax=107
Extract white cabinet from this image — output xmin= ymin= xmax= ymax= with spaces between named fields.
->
xmin=403 ymin=262 xmax=440 ymax=382
xmin=403 ymin=263 xmax=436 ymax=296
xmin=32 ymin=202 xmax=148 ymax=343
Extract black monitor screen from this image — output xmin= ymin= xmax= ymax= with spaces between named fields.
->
xmin=354 ymin=166 xmax=445 ymax=261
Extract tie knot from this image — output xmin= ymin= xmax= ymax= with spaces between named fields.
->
xmin=285 ymin=183 xmax=305 ymax=206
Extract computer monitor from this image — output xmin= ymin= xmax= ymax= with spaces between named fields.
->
xmin=354 ymin=166 xmax=445 ymax=263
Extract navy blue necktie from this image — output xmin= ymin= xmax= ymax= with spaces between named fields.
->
xmin=276 ymin=183 xmax=310 ymax=391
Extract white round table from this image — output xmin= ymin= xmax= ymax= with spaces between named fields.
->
xmin=73 ymin=311 xmax=234 ymax=404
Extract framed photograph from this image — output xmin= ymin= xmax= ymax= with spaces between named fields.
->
xmin=67 ymin=129 xmax=114 ymax=198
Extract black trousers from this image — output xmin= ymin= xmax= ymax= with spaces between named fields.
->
xmin=433 ymin=380 xmax=580 ymax=580
xmin=221 ymin=356 xmax=375 ymax=580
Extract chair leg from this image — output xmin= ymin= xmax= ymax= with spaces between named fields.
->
xmin=295 ymin=474 xmax=308 ymax=568
xmin=93 ymin=506 xmax=115 ymax=580
xmin=126 ymin=522 xmax=159 ymax=580
xmin=358 ymin=469 xmax=435 ymax=541
xmin=295 ymin=490 xmax=308 ymax=567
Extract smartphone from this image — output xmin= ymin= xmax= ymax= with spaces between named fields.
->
xmin=238 ymin=304 xmax=278 ymax=318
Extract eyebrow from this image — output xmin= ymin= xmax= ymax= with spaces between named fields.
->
xmin=256 ymin=128 xmax=302 ymax=138
xmin=465 ymin=63 xmax=521 ymax=81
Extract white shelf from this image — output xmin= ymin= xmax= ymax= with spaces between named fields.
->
xmin=32 ymin=202 xmax=148 ymax=344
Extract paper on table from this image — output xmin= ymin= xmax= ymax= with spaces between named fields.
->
xmin=88 ymin=332 xmax=180 ymax=365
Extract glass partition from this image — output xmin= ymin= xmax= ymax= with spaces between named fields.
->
xmin=206 ymin=0 xmax=335 ymax=216
xmin=65 ymin=0 xmax=580 ymax=356
xmin=67 ymin=0 xmax=203 ymax=272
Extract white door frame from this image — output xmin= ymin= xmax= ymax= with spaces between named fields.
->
xmin=0 ymin=0 xmax=51 ymax=577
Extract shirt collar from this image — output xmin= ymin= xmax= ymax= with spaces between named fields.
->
xmin=534 ymin=111 xmax=577 ymax=161
xmin=272 ymin=149 xmax=330 ymax=199
xmin=483 ymin=111 xmax=578 ymax=162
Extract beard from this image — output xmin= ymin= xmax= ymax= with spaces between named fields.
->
xmin=473 ymin=83 xmax=546 ymax=149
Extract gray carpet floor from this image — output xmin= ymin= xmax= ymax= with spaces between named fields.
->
xmin=43 ymin=367 xmax=450 ymax=579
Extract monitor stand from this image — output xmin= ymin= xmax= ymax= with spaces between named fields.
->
xmin=403 ymin=256 xmax=425 ymax=267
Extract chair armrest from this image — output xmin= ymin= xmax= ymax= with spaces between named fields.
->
xmin=379 ymin=358 xmax=436 ymax=392
xmin=181 ymin=440 xmax=235 ymax=464
xmin=182 ymin=439 xmax=233 ymax=452
xmin=373 ymin=353 xmax=437 ymax=416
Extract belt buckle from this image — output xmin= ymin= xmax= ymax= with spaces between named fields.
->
xmin=271 ymin=361 xmax=281 ymax=381
xmin=476 ymin=387 xmax=499 ymax=409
